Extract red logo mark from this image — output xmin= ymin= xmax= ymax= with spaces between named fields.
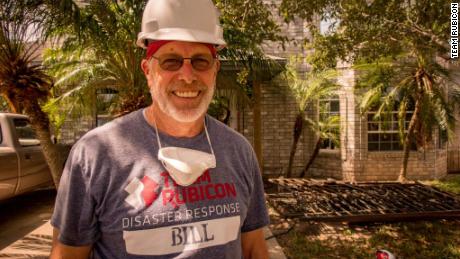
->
xmin=141 ymin=175 xmax=160 ymax=207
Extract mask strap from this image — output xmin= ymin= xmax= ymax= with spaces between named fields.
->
xmin=147 ymin=109 xmax=163 ymax=149
xmin=146 ymin=108 xmax=214 ymax=156
xmin=204 ymin=117 xmax=215 ymax=156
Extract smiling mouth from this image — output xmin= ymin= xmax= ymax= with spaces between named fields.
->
xmin=173 ymin=91 xmax=201 ymax=98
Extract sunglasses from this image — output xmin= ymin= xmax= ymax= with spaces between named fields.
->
xmin=151 ymin=53 xmax=216 ymax=72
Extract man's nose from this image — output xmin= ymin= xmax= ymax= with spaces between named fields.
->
xmin=177 ymin=60 xmax=197 ymax=84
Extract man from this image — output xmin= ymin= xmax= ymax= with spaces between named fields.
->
xmin=49 ymin=0 xmax=270 ymax=258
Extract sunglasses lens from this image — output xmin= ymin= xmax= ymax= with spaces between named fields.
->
xmin=159 ymin=55 xmax=183 ymax=71
xmin=191 ymin=55 xmax=214 ymax=71
xmin=156 ymin=54 xmax=214 ymax=71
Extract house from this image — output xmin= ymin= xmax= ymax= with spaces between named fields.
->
xmin=9 ymin=0 xmax=459 ymax=182
xmin=211 ymin=0 xmax=460 ymax=181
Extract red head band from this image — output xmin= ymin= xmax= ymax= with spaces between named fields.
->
xmin=146 ymin=40 xmax=217 ymax=59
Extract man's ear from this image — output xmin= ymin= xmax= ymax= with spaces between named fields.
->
xmin=215 ymin=59 xmax=221 ymax=72
xmin=214 ymin=59 xmax=221 ymax=78
xmin=141 ymin=59 xmax=150 ymax=75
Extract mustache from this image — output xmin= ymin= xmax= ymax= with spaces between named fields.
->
xmin=168 ymin=81 xmax=208 ymax=91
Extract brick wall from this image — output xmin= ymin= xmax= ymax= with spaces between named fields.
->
xmin=262 ymin=0 xmax=311 ymax=59
xmin=436 ymin=150 xmax=448 ymax=178
xmin=309 ymin=150 xmax=342 ymax=179
xmin=448 ymin=67 xmax=460 ymax=172
xmin=240 ymin=78 xmax=315 ymax=177
xmin=259 ymin=79 xmax=315 ymax=176
xmin=448 ymin=107 xmax=460 ymax=172
xmin=237 ymin=0 xmax=315 ymax=177
xmin=357 ymin=150 xmax=447 ymax=181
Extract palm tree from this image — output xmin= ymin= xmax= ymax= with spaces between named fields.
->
xmin=357 ymin=56 xmax=460 ymax=181
xmin=299 ymin=113 xmax=339 ymax=178
xmin=0 ymin=0 xmax=68 ymax=188
xmin=285 ymin=57 xmax=339 ymax=177
xmin=41 ymin=0 xmax=286 ymax=173
xmin=0 ymin=96 xmax=10 ymax=111
xmin=42 ymin=0 xmax=148 ymax=128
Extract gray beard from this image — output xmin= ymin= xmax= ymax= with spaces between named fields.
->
xmin=150 ymin=83 xmax=215 ymax=123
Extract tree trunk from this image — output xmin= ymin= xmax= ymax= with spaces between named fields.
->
xmin=2 ymin=93 xmax=18 ymax=113
xmin=286 ymin=113 xmax=304 ymax=178
xmin=300 ymin=137 xmax=322 ymax=178
xmin=398 ymin=99 xmax=421 ymax=182
xmin=24 ymin=102 xmax=69 ymax=189
xmin=253 ymin=81 xmax=263 ymax=173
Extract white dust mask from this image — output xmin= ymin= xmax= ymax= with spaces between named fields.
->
xmin=152 ymin=115 xmax=216 ymax=186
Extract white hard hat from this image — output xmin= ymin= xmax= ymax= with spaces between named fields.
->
xmin=137 ymin=0 xmax=227 ymax=50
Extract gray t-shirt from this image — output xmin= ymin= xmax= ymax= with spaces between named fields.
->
xmin=51 ymin=109 xmax=269 ymax=259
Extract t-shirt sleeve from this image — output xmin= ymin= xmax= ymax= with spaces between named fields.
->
xmin=51 ymin=143 xmax=100 ymax=246
xmin=241 ymin=149 xmax=270 ymax=233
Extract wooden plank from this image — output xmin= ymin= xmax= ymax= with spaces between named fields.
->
xmin=302 ymin=210 xmax=460 ymax=223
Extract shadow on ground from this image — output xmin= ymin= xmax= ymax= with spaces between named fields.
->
xmin=269 ymin=216 xmax=460 ymax=259
xmin=0 ymin=188 xmax=56 ymax=250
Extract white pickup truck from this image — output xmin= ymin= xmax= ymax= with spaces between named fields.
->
xmin=0 ymin=113 xmax=53 ymax=201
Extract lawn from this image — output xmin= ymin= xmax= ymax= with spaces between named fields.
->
xmin=423 ymin=174 xmax=460 ymax=195
xmin=269 ymin=175 xmax=460 ymax=259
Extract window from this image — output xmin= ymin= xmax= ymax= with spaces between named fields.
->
xmin=438 ymin=127 xmax=448 ymax=149
xmin=96 ymin=88 xmax=118 ymax=127
xmin=13 ymin=118 xmax=40 ymax=146
xmin=367 ymin=111 xmax=416 ymax=151
xmin=319 ymin=97 xmax=340 ymax=150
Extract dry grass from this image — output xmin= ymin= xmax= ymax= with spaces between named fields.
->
xmin=270 ymin=219 xmax=460 ymax=259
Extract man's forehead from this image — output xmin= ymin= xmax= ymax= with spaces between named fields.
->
xmin=156 ymin=41 xmax=212 ymax=55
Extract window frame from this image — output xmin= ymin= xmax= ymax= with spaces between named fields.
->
xmin=367 ymin=111 xmax=415 ymax=152
xmin=319 ymin=96 xmax=340 ymax=150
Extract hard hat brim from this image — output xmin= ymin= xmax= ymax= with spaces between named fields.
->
xmin=137 ymin=28 xmax=227 ymax=50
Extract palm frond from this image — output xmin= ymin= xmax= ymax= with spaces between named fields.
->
xmin=356 ymin=54 xmax=459 ymax=150
xmin=285 ymin=56 xmax=339 ymax=111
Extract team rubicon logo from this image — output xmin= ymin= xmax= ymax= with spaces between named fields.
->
xmin=125 ymin=175 xmax=160 ymax=210
xmin=125 ymin=170 xmax=237 ymax=210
